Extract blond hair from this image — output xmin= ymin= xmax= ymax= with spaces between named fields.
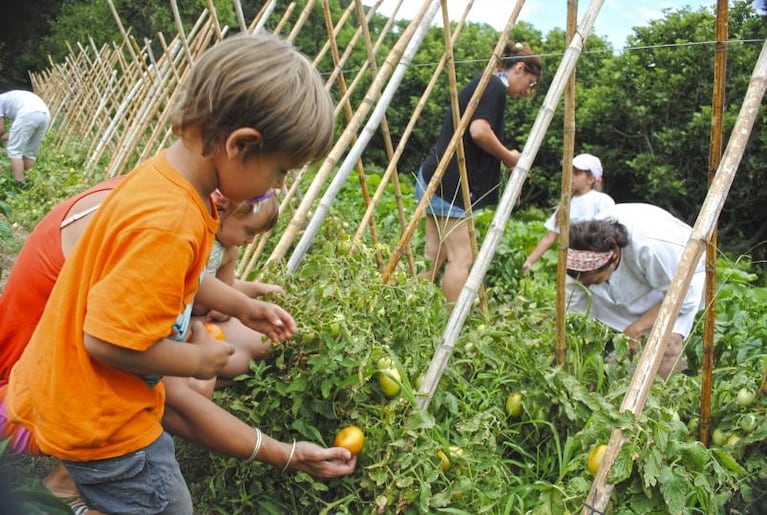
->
xmin=171 ymin=33 xmax=334 ymax=166
xmin=500 ymin=42 xmax=542 ymax=78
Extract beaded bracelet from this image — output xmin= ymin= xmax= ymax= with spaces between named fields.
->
xmin=245 ymin=428 xmax=263 ymax=463
xmin=282 ymin=439 xmax=297 ymax=473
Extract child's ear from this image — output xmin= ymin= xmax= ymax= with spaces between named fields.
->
xmin=225 ymin=128 xmax=262 ymax=159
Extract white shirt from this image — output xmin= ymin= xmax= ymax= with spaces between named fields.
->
xmin=566 ymin=203 xmax=705 ymax=338
xmin=544 ymin=190 xmax=615 ymax=233
xmin=0 ymin=90 xmax=49 ymax=120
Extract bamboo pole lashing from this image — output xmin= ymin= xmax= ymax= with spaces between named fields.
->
xmin=267 ymin=0 xmax=440 ymax=265
xmin=312 ymin=2 xmax=358 ymax=67
xmin=584 ymin=36 xmax=767 ymax=514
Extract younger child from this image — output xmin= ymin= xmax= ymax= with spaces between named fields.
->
xmin=195 ymin=189 xmax=286 ymax=383
xmin=5 ymin=33 xmax=337 ymax=514
xmin=523 ymin=153 xmax=614 ymax=273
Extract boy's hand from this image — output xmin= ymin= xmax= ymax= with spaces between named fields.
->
xmin=189 ymin=321 xmax=235 ymax=379
xmin=238 ymin=299 xmax=296 ymax=342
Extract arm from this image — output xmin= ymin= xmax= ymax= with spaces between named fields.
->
xmin=197 ymin=274 xmax=297 ymax=342
xmin=523 ymin=231 xmax=558 ymax=273
xmin=0 ymin=117 xmax=6 ymax=141
xmin=162 ymin=376 xmax=357 ymax=479
xmin=468 ymin=118 xmax=519 ymax=169
xmin=83 ymin=321 xmax=234 ymax=380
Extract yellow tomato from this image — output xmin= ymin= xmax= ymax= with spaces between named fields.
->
xmin=437 ymin=450 xmax=451 ymax=471
xmin=588 ymin=444 xmax=608 ymax=475
xmin=204 ymin=322 xmax=226 ymax=341
xmin=334 ymin=425 xmax=365 ymax=455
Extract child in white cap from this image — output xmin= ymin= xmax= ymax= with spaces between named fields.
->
xmin=523 ymin=153 xmax=615 ymax=273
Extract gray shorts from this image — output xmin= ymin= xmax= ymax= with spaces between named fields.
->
xmin=63 ymin=432 xmax=192 ymax=515
xmin=6 ymin=110 xmax=50 ymax=159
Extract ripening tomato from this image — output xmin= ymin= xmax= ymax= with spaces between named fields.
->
xmin=505 ymin=392 xmax=523 ymax=418
xmin=588 ymin=444 xmax=608 ymax=475
xmin=377 ymin=357 xmax=402 ymax=398
xmin=204 ymin=322 xmax=226 ymax=341
xmin=334 ymin=425 xmax=364 ymax=455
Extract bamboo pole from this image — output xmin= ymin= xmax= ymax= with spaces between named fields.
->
xmin=287 ymin=0 xmax=317 ymax=43
xmin=170 ymin=0 xmax=194 ymax=64
xmin=274 ymin=2 xmax=296 ymax=35
xmin=437 ymin=0 xmax=488 ymax=311
xmin=556 ymin=0 xmax=578 ymax=366
xmin=106 ymin=0 xmax=144 ymax=70
xmin=583 ymin=36 xmax=767 ymax=514
xmin=206 ymin=0 xmax=223 ymax=40
xmin=311 ymin=2 xmax=357 ymax=67
xmin=249 ymin=0 xmax=278 ymax=34
xmin=354 ymin=0 xmax=416 ymax=274
xmin=284 ymin=0 xmax=441 ymax=272
xmin=700 ymin=0 xmax=730 ymax=444
xmin=269 ymin=0 xmax=439 ymax=265
xmin=699 ymin=0 xmax=728 ymax=447
xmin=350 ymin=0 xmax=474 ymax=279
xmin=234 ymin=0 xmax=247 ymax=32
xmin=318 ymin=0 xmax=383 ymax=268
xmin=416 ymin=0 xmax=604 ymax=412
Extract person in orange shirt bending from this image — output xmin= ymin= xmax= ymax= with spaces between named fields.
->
xmin=3 ymin=33 xmax=354 ymax=514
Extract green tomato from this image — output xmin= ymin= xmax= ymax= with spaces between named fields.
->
xmin=740 ymin=413 xmax=757 ymax=433
xmin=712 ymin=428 xmax=728 ymax=446
xmin=736 ymin=388 xmax=756 ymax=408
xmin=378 ymin=367 xmax=401 ymax=398
xmin=505 ymin=393 xmax=523 ymax=418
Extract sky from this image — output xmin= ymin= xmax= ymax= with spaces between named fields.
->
xmin=362 ymin=1 xmax=714 ymax=50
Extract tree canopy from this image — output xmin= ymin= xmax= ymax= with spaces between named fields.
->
xmin=1 ymin=0 xmax=765 ymax=269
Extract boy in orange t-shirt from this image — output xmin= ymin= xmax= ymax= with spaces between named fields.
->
xmin=5 ymin=33 xmax=335 ymax=514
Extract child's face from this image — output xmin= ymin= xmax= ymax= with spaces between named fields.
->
xmin=217 ymin=147 xmax=294 ymax=204
xmin=218 ymin=206 xmax=273 ymax=247
xmin=571 ymin=167 xmax=595 ymax=194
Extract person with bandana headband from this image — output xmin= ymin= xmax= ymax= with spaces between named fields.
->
xmin=415 ymin=41 xmax=542 ymax=308
xmin=565 ymin=203 xmax=706 ymax=378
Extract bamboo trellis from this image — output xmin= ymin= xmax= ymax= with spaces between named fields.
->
xmin=584 ymin=36 xmax=767 ymax=513
xmin=26 ymin=8 xmax=767 ymax=514
xmin=414 ymin=0 xmax=605 ymax=411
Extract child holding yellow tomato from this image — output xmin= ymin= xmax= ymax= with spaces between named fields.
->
xmin=3 ymin=33 xmax=355 ymax=514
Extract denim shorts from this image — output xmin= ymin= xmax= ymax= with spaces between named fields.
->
xmin=6 ymin=111 xmax=50 ymax=159
xmin=415 ymin=168 xmax=466 ymax=218
xmin=63 ymin=432 xmax=192 ymax=515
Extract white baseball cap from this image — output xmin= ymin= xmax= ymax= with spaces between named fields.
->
xmin=572 ymin=153 xmax=603 ymax=181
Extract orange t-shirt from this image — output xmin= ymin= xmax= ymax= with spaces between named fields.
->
xmin=5 ymin=151 xmax=219 ymax=461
